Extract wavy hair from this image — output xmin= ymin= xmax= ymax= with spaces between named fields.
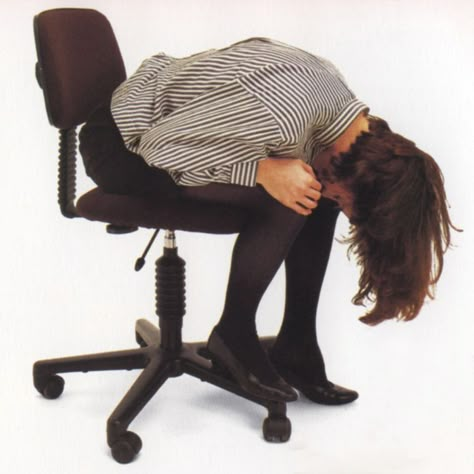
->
xmin=331 ymin=116 xmax=460 ymax=325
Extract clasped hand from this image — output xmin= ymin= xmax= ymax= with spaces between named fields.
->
xmin=256 ymin=157 xmax=322 ymax=216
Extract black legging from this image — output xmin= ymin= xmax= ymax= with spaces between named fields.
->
xmin=180 ymin=183 xmax=340 ymax=385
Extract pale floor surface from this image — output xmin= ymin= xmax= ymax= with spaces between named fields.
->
xmin=2 ymin=309 xmax=473 ymax=474
xmin=3 ymin=212 xmax=472 ymax=474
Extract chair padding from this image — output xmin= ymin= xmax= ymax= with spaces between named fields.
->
xmin=35 ymin=8 xmax=126 ymax=128
xmin=76 ymin=188 xmax=246 ymax=234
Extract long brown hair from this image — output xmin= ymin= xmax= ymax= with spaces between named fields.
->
xmin=331 ymin=116 xmax=460 ymax=325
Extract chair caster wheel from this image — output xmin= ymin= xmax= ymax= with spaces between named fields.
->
xmin=37 ymin=374 xmax=65 ymax=399
xmin=263 ymin=416 xmax=291 ymax=443
xmin=111 ymin=431 xmax=142 ymax=464
xmin=135 ymin=332 xmax=147 ymax=348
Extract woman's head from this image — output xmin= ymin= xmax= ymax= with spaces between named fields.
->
xmin=330 ymin=116 xmax=459 ymax=325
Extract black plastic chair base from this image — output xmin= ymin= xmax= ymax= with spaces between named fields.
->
xmin=33 ymin=319 xmax=290 ymax=463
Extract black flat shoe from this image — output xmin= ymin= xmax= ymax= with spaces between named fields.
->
xmin=207 ymin=329 xmax=298 ymax=403
xmin=272 ymin=363 xmax=358 ymax=406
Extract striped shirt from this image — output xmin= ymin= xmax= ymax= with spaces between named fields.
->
xmin=111 ymin=37 xmax=369 ymax=187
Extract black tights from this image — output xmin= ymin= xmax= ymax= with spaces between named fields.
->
xmin=180 ymin=183 xmax=340 ymax=385
xmin=80 ymin=103 xmax=340 ymax=384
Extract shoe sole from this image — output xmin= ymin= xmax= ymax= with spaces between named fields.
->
xmin=273 ymin=364 xmax=358 ymax=406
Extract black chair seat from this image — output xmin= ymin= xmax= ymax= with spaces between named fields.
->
xmin=76 ymin=187 xmax=247 ymax=234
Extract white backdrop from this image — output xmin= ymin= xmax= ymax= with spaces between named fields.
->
xmin=1 ymin=1 xmax=473 ymax=473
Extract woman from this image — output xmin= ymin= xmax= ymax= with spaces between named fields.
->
xmin=80 ymin=37 xmax=457 ymax=404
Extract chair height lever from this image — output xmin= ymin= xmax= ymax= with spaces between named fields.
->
xmin=135 ymin=229 xmax=160 ymax=271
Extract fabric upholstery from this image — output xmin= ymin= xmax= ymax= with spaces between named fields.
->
xmin=34 ymin=8 xmax=126 ymax=128
xmin=76 ymin=189 xmax=246 ymax=234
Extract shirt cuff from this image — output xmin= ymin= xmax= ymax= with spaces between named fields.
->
xmin=230 ymin=161 xmax=259 ymax=186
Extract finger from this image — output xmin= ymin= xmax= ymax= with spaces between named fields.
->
xmin=305 ymin=188 xmax=322 ymax=202
xmin=295 ymin=201 xmax=313 ymax=215
xmin=310 ymin=178 xmax=322 ymax=191
xmin=282 ymin=198 xmax=307 ymax=216
xmin=300 ymin=196 xmax=319 ymax=209
xmin=302 ymin=162 xmax=316 ymax=177
xmin=303 ymin=173 xmax=322 ymax=191
xmin=288 ymin=202 xmax=311 ymax=216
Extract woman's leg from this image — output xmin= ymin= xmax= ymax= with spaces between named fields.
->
xmin=181 ymin=184 xmax=357 ymax=404
xmin=180 ymin=183 xmax=306 ymax=385
xmin=268 ymin=198 xmax=358 ymax=405
xmin=271 ymin=198 xmax=341 ymax=384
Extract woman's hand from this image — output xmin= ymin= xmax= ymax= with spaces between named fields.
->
xmin=256 ymin=157 xmax=322 ymax=215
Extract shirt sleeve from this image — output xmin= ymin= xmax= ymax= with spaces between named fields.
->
xmin=132 ymin=80 xmax=283 ymax=187
xmin=239 ymin=62 xmax=369 ymax=156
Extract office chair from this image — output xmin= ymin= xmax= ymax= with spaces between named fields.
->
xmin=32 ymin=8 xmax=292 ymax=463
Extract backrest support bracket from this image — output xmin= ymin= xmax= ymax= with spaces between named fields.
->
xmin=58 ymin=128 xmax=78 ymax=218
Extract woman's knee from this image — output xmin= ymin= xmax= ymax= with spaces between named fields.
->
xmin=253 ymin=194 xmax=307 ymax=238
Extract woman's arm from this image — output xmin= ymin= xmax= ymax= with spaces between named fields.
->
xmin=256 ymin=157 xmax=321 ymax=216
xmin=127 ymin=81 xmax=283 ymax=188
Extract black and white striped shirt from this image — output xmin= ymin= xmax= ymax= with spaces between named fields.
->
xmin=111 ymin=37 xmax=368 ymax=187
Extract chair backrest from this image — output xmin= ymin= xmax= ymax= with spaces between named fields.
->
xmin=34 ymin=8 xmax=126 ymax=129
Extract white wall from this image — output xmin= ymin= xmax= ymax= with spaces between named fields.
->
xmin=1 ymin=1 xmax=472 ymax=473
